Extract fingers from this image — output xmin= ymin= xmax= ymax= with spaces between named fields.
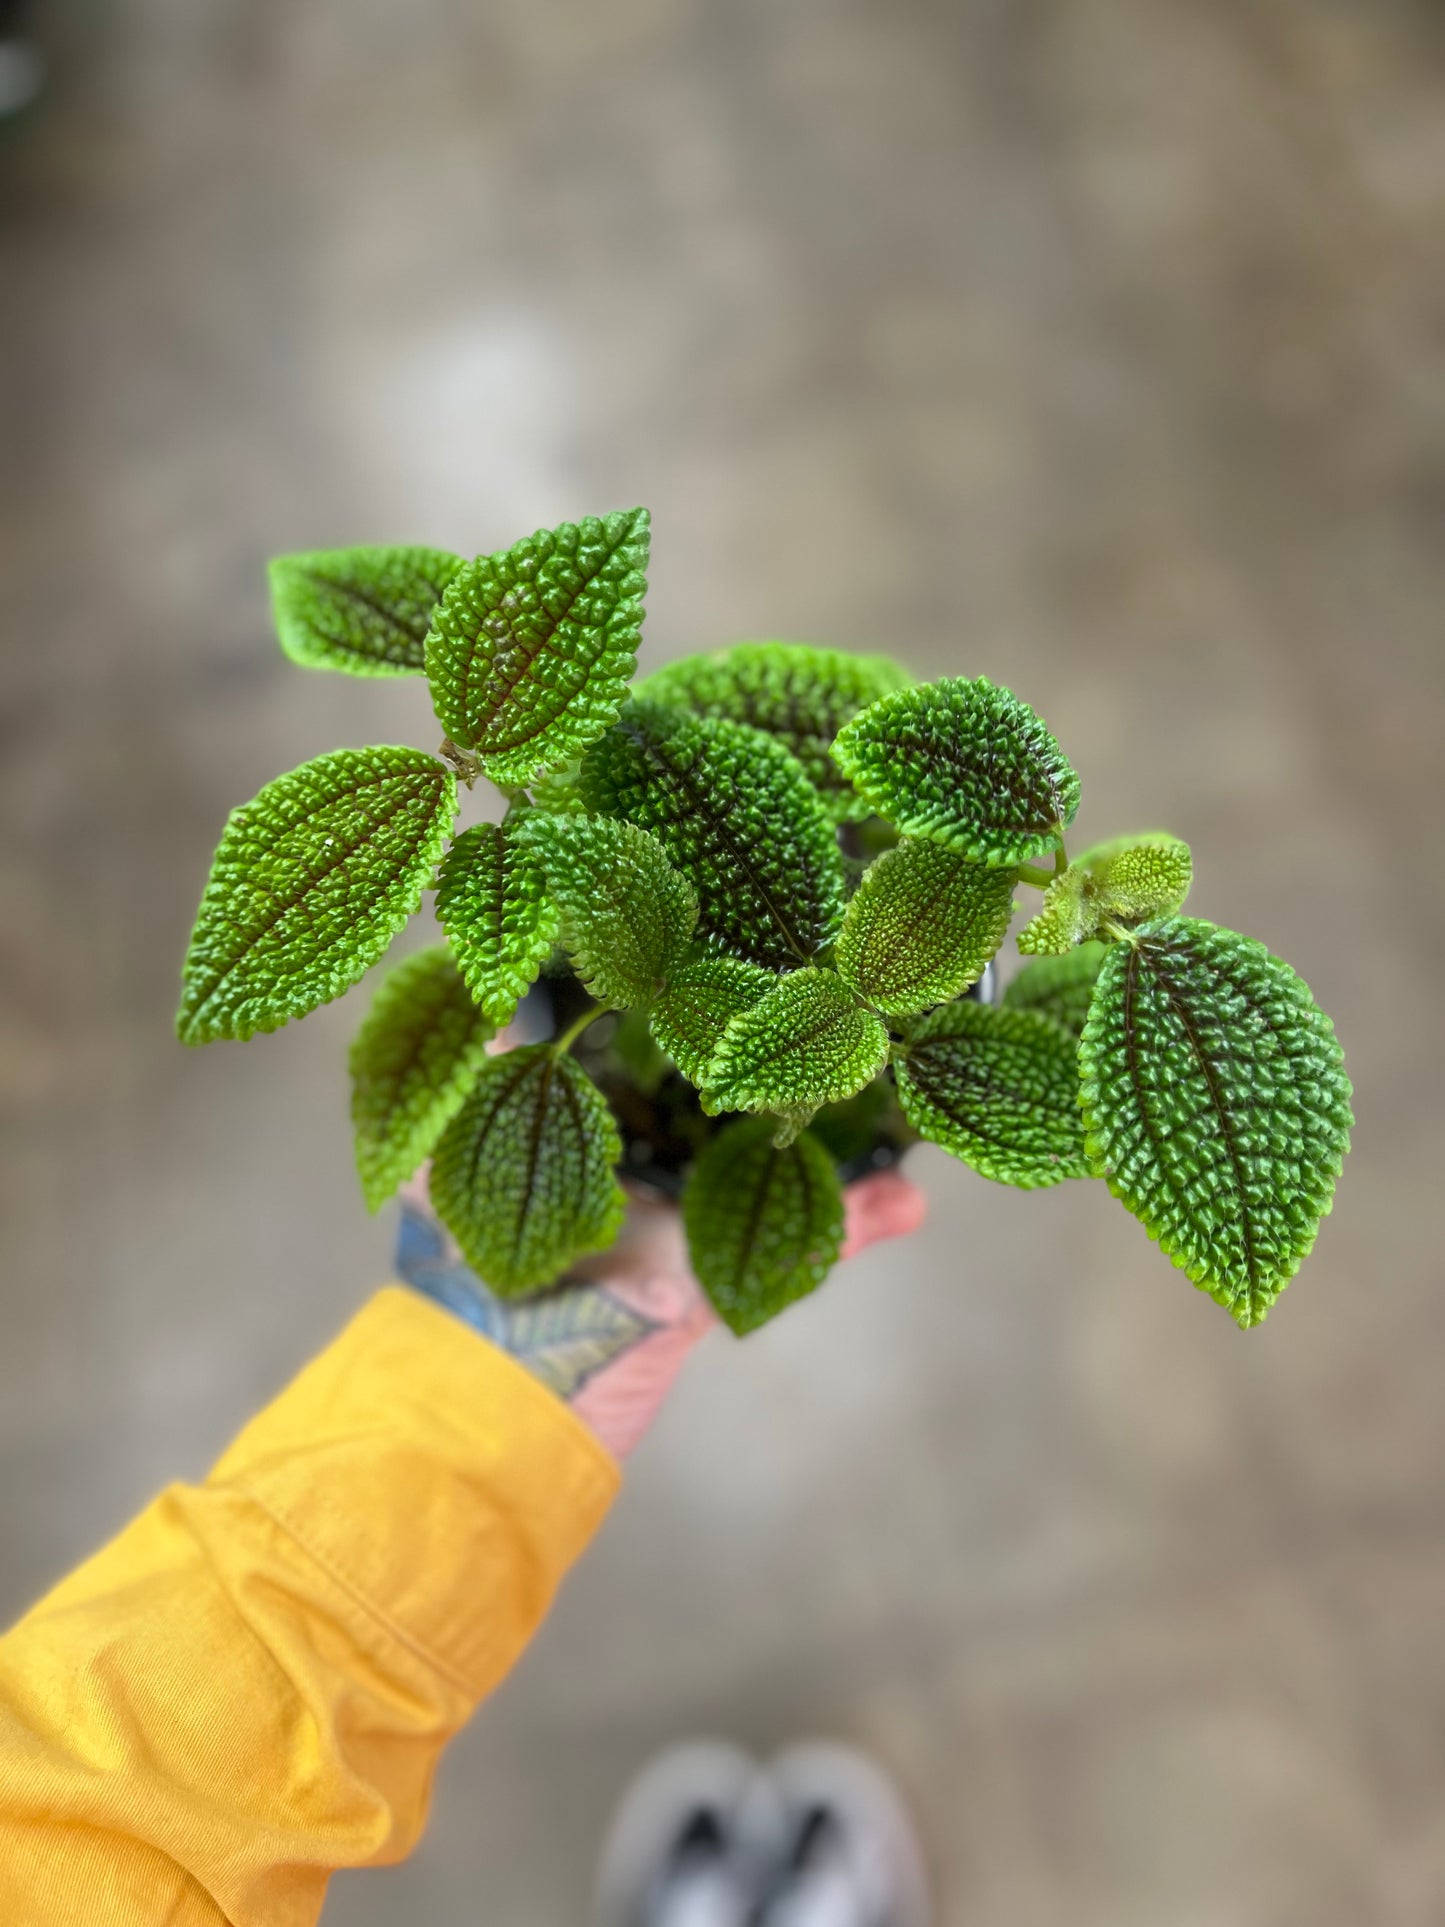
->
xmin=840 ymin=1169 xmax=929 ymax=1260
xmin=574 ymin=1171 xmax=928 ymax=1458
xmin=398 ymin=1163 xmax=926 ymax=1303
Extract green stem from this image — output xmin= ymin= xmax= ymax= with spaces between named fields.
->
xmin=1018 ymin=834 xmax=1070 ymax=890
xmin=1019 ymin=834 xmax=1071 ymax=889
xmin=551 ymin=1002 xmax=608 ymax=1057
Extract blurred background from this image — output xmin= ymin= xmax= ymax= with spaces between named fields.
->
xmin=2 ymin=2 xmax=1443 ymax=1921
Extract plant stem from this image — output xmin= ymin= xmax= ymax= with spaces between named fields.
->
xmin=1018 ymin=835 xmax=1070 ymax=890
xmin=551 ymin=1002 xmax=608 ymax=1057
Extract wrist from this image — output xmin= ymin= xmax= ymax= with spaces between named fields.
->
xmin=396 ymin=1183 xmax=712 ymax=1458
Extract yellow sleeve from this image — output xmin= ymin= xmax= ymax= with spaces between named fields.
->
xmin=0 ymin=1285 xmax=620 ymax=1927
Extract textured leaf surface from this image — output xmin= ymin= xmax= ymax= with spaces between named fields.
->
xmin=639 ymin=642 xmax=910 ymax=819
xmin=519 ymin=812 xmax=698 ymax=1008
xmin=836 ymin=838 xmax=1017 ymax=1014
xmin=425 ymin=508 xmax=649 ymax=783
xmin=177 ymin=747 xmax=456 ymax=1044
xmin=649 ymin=948 xmax=777 ymax=1085
xmin=706 ymin=968 xmax=889 ymax=1115
xmin=1003 ymin=942 xmax=1107 ymax=1038
xmin=268 ymin=545 xmax=463 ymax=677
xmin=430 ymin=1045 xmax=625 ymax=1295
xmin=1078 ymin=917 xmax=1352 ymax=1327
xmin=349 ymin=946 xmax=495 ymax=1212
xmin=1014 ymin=866 xmax=1086 ymax=956
xmin=683 ymin=1118 xmax=844 ymax=1333
xmin=529 ymin=761 xmax=588 ymax=813
xmin=1076 ymin=832 xmax=1192 ymax=922
xmin=580 ymin=701 xmax=846 ymax=968
xmin=1018 ymin=833 xmax=1191 ymax=955
xmin=895 ymin=1000 xmax=1090 ymax=1188
xmin=832 ymin=677 xmax=1080 ymax=866
xmin=434 ymin=819 xmax=560 ymax=1026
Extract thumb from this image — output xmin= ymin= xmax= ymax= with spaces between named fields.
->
xmin=840 ymin=1169 xmax=929 ymax=1261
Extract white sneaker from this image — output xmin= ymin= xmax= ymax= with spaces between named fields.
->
xmin=592 ymin=1740 xmax=785 ymax=1927
xmin=758 ymin=1743 xmax=931 ymax=1927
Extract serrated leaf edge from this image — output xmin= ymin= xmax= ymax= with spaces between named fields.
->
xmin=177 ymin=748 xmax=457 ymax=1045
xmin=1077 ymin=920 xmax=1352 ymax=1328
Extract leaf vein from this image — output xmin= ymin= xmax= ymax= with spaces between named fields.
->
xmin=187 ymin=767 xmax=442 ymax=1022
xmin=1136 ymin=935 xmax=1261 ymax=1313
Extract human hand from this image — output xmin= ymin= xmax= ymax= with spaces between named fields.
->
xmin=395 ymin=1165 xmax=926 ymax=1459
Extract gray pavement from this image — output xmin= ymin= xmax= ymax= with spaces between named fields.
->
xmin=2 ymin=3 xmax=1443 ymax=1921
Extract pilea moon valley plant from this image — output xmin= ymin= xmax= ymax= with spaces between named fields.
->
xmin=178 ymin=509 xmax=1352 ymax=1334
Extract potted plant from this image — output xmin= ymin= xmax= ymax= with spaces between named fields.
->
xmin=177 ymin=508 xmax=1351 ymax=1334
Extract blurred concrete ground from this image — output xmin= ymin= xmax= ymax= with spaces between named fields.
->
xmin=2 ymin=1 xmax=1443 ymax=1920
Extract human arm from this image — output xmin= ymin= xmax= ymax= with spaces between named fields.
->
xmin=0 ymin=1283 xmax=617 ymax=1927
xmin=0 ymin=1171 xmax=922 ymax=1925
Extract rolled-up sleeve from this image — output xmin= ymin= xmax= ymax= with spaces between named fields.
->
xmin=0 ymin=1285 xmax=619 ymax=1926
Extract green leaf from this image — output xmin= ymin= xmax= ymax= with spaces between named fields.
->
xmin=429 ymin=1044 xmax=625 ymax=1296
xmin=1018 ymin=832 xmax=1192 ymax=955
xmin=268 ymin=545 xmax=464 ymax=678
xmin=434 ymin=819 xmax=560 ymax=1027
xmin=519 ymin=812 xmax=698 ymax=1008
xmin=580 ymin=700 xmax=847 ymax=968
xmin=706 ymin=968 xmax=889 ymax=1116
xmin=1003 ymin=941 xmax=1108 ymax=1038
xmin=835 ymin=838 xmax=1017 ymax=1014
xmin=529 ymin=761 xmax=588 ymax=813
xmin=177 ymin=747 xmax=456 ymax=1045
xmin=1014 ymin=866 xmax=1085 ymax=956
xmin=894 ymin=1000 xmax=1090 ymax=1188
xmin=349 ymin=946 xmax=495 ymax=1212
xmin=638 ymin=641 xmax=910 ymax=819
xmin=424 ymin=508 xmax=650 ymax=784
xmin=649 ymin=947 xmax=777 ymax=1085
xmin=682 ymin=1118 xmax=845 ymax=1333
xmin=832 ymin=677 xmax=1080 ymax=867
xmin=1076 ymin=832 xmax=1192 ymax=922
xmin=1078 ymin=917 xmax=1352 ymax=1327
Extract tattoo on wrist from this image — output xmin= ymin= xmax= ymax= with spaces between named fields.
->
xmin=396 ymin=1202 xmax=657 ymax=1400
